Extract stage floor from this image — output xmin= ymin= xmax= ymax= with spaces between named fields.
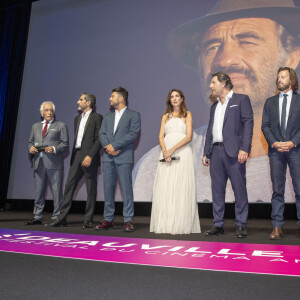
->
xmin=1 ymin=210 xmax=299 ymax=244
xmin=1 ymin=210 xmax=300 ymax=299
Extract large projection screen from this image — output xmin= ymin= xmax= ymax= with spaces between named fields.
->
xmin=8 ymin=0 xmax=300 ymax=203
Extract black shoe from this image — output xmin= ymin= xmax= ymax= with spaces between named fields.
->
xmin=82 ymin=221 xmax=92 ymax=229
xmin=45 ymin=218 xmax=67 ymax=227
xmin=205 ymin=226 xmax=224 ymax=236
xmin=236 ymin=226 xmax=247 ymax=238
xmin=24 ymin=219 xmax=42 ymax=225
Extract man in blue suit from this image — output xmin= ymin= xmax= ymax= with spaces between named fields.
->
xmin=262 ymin=67 xmax=300 ymax=240
xmin=202 ymin=72 xmax=253 ymax=238
xmin=97 ymin=87 xmax=141 ymax=232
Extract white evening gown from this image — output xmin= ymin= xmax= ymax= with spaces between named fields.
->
xmin=150 ymin=117 xmax=201 ymax=234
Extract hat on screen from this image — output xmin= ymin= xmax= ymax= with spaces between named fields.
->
xmin=168 ymin=0 xmax=300 ymax=70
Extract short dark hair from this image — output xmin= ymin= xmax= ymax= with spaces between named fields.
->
xmin=112 ymin=87 xmax=128 ymax=105
xmin=81 ymin=93 xmax=96 ymax=109
xmin=212 ymin=71 xmax=234 ymax=90
xmin=277 ymin=66 xmax=298 ymax=93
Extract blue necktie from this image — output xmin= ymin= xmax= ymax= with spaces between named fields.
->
xmin=280 ymin=94 xmax=287 ymax=138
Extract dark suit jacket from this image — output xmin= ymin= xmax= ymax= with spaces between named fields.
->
xmin=203 ymin=93 xmax=253 ymax=158
xmin=262 ymin=92 xmax=300 ymax=156
xmin=70 ymin=111 xmax=103 ymax=166
xmin=99 ymin=108 xmax=141 ymax=164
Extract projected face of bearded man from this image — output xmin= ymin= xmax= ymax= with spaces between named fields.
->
xmin=199 ymin=18 xmax=299 ymax=114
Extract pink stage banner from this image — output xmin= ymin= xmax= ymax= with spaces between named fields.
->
xmin=0 ymin=229 xmax=299 ymax=276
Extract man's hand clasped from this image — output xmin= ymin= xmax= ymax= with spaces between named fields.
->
xmin=29 ymin=146 xmax=54 ymax=154
xmin=105 ymin=144 xmax=120 ymax=156
xmin=272 ymin=141 xmax=295 ymax=152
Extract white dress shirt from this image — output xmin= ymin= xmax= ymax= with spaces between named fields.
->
xmin=212 ymin=90 xmax=233 ymax=143
xmin=279 ymin=89 xmax=293 ymax=129
xmin=41 ymin=118 xmax=54 ymax=130
xmin=114 ymin=106 xmax=127 ymax=134
xmin=75 ymin=109 xmax=92 ymax=149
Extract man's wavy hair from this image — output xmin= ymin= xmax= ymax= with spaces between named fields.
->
xmin=210 ymin=71 xmax=234 ymax=103
xmin=277 ymin=67 xmax=298 ymax=93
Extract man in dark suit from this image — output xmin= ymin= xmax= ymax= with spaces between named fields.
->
xmin=262 ymin=67 xmax=300 ymax=240
xmin=25 ymin=101 xmax=69 ymax=225
xmin=48 ymin=93 xmax=103 ymax=228
xmin=96 ymin=87 xmax=141 ymax=232
xmin=202 ymin=72 xmax=253 ymax=238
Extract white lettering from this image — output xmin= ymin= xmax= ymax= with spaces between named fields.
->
xmin=102 ymin=242 xmax=136 ymax=248
xmin=68 ymin=241 xmax=99 ymax=246
xmin=210 ymin=255 xmax=228 ymax=259
xmin=218 ymin=249 xmax=245 ymax=256
xmin=54 ymin=244 xmax=77 ymax=248
xmin=252 ymin=251 xmax=283 ymax=257
xmin=185 ymin=247 xmax=211 ymax=254
xmin=141 ymin=244 xmax=170 ymax=250
xmin=46 ymin=238 xmax=78 ymax=243
xmin=17 ymin=236 xmax=50 ymax=241
xmin=270 ymin=258 xmax=288 ymax=263
xmin=100 ymin=248 xmax=116 ymax=251
xmin=232 ymin=256 xmax=250 ymax=260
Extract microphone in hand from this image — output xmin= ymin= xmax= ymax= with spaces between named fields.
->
xmin=159 ymin=156 xmax=180 ymax=162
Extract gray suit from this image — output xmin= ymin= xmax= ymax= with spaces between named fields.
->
xmin=28 ymin=120 xmax=69 ymax=220
xmin=99 ymin=108 xmax=141 ymax=222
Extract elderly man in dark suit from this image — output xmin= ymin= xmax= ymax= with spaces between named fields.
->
xmin=262 ymin=67 xmax=300 ymax=240
xmin=25 ymin=101 xmax=69 ymax=225
xmin=48 ymin=93 xmax=103 ymax=228
xmin=96 ymin=87 xmax=141 ymax=232
xmin=202 ymin=72 xmax=253 ymax=238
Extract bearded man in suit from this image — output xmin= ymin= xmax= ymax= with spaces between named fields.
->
xmin=25 ymin=101 xmax=69 ymax=225
xmin=262 ymin=67 xmax=300 ymax=239
xmin=96 ymin=87 xmax=141 ymax=232
xmin=202 ymin=72 xmax=253 ymax=238
xmin=48 ymin=93 xmax=103 ymax=228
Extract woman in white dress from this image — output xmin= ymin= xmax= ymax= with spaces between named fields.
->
xmin=150 ymin=89 xmax=201 ymax=234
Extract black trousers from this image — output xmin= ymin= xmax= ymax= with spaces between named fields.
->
xmin=59 ymin=150 xmax=99 ymax=222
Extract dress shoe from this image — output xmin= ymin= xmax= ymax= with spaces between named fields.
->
xmin=24 ymin=219 xmax=42 ymax=225
xmin=205 ymin=226 xmax=224 ymax=236
xmin=45 ymin=218 xmax=67 ymax=227
xmin=82 ymin=221 xmax=92 ymax=229
xmin=123 ymin=222 xmax=134 ymax=232
xmin=269 ymin=228 xmax=283 ymax=240
xmin=236 ymin=226 xmax=247 ymax=238
xmin=95 ymin=220 xmax=113 ymax=230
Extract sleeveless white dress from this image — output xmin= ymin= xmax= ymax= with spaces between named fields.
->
xmin=150 ymin=117 xmax=201 ymax=234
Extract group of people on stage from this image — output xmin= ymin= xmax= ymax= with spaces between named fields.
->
xmin=26 ymin=87 xmax=140 ymax=232
xmin=25 ymin=67 xmax=300 ymax=240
